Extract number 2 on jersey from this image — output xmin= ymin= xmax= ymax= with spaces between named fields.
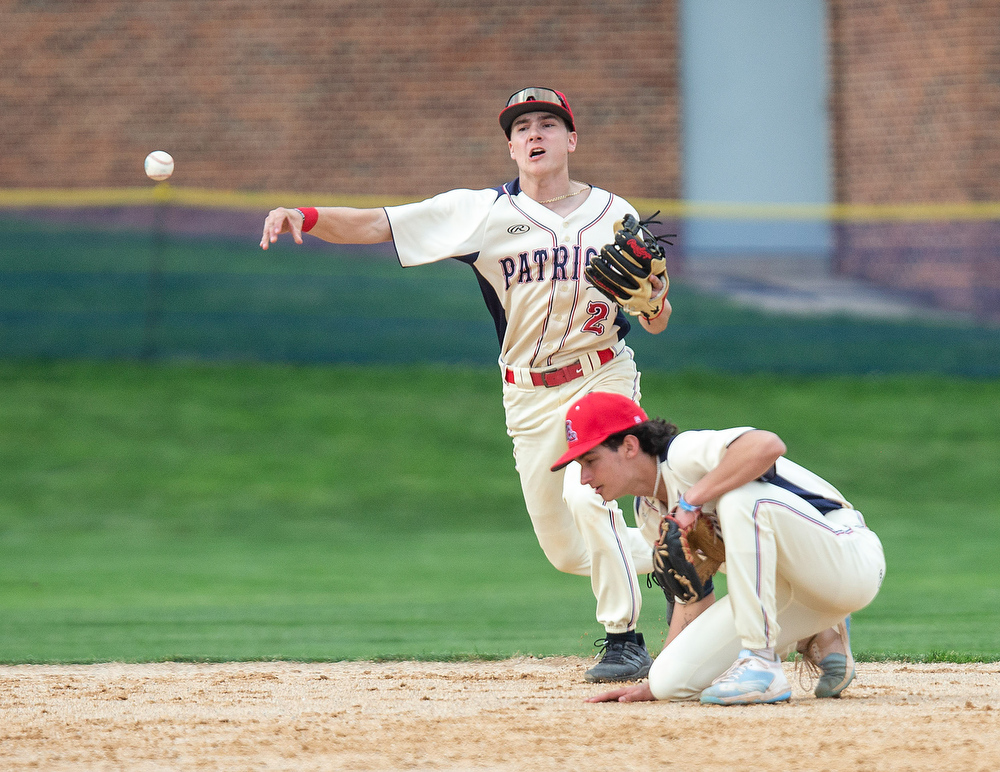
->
xmin=581 ymin=301 xmax=611 ymax=335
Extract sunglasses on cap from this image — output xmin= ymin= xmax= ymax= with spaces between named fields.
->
xmin=505 ymin=87 xmax=570 ymax=110
xmin=499 ymin=87 xmax=575 ymax=137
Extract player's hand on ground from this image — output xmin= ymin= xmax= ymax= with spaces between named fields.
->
xmin=584 ymin=681 xmax=655 ymax=703
xmin=260 ymin=207 xmax=305 ymax=250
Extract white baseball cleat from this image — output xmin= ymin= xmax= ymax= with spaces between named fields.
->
xmin=700 ymin=649 xmax=792 ymax=705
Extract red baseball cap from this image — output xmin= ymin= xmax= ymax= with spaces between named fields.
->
xmin=499 ymin=87 xmax=576 ymax=138
xmin=551 ymin=392 xmax=648 ymax=471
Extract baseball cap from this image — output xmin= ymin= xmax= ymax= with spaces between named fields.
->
xmin=550 ymin=392 xmax=648 ymax=471
xmin=499 ymin=87 xmax=576 ymax=138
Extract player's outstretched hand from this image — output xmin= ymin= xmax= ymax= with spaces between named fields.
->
xmin=584 ymin=681 xmax=655 ymax=703
xmin=260 ymin=207 xmax=305 ymax=250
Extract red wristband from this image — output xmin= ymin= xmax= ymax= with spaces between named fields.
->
xmin=295 ymin=207 xmax=319 ymax=233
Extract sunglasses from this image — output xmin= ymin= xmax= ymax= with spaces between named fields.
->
xmin=505 ymin=87 xmax=569 ymax=110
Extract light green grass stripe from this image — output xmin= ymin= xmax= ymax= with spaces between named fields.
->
xmin=1 ymin=363 xmax=999 ymax=663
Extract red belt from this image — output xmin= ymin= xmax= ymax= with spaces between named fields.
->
xmin=504 ymin=348 xmax=616 ymax=388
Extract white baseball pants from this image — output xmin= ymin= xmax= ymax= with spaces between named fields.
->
xmin=502 ymin=346 xmax=654 ymax=634
xmin=649 ymin=482 xmax=885 ymax=700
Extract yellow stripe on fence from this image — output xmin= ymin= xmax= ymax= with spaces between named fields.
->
xmin=630 ymin=198 xmax=1000 ymax=222
xmin=3 ymin=187 xmax=1000 ymax=221
xmin=0 ymin=186 xmax=420 ymax=210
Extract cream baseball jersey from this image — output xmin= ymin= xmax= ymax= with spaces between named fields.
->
xmin=385 ymin=179 xmax=639 ymax=370
xmin=634 ymin=427 xmax=856 ymax=528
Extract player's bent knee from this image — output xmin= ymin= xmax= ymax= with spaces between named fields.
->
xmin=533 ymin=533 xmax=591 ymax=576
xmin=546 ymin=553 xmax=590 ymax=575
xmin=648 ymin=655 xmax=701 ymax=702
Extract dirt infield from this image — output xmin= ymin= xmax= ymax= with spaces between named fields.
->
xmin=1 ymin=659 xmax=997 ymax=771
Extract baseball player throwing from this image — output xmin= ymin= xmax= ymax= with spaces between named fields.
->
xmin=260 ymin=88 xmax=670 ymax=682
xmin=548 ymin=392 xmax=886 ymax=704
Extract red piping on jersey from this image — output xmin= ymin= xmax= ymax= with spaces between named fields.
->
xmin=506 ymin=186 xmax=620 ymax=367
xmin=557 ymin=194 xmax=616 ymax=357
xmin=505 ymin=186 xmax=561 ymax=367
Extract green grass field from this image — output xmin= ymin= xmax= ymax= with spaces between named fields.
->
xmin=2 ymin=361 xmax=998 ymax=663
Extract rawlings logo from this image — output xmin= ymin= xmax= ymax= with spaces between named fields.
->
xmin=626 ymin=237 xmax=651 ymax=260
xmin=565 ymin=419 xmax=579 ymax=443
xmin=508 ymin=224 xmax=530 ymax=234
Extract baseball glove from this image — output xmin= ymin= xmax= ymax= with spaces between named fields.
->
xmin=585 ymin=213 xmax=673 ymax=319
xmin=651 ymin=514 xmax=725 ymax=605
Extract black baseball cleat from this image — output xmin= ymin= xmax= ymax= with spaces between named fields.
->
xmin=584 ymin=633 xmax=653 ymax=683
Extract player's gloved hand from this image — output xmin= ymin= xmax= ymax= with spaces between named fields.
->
xmin=585 ymin=213 xmax=673 ymax=319
xmin=651 ymin=512 xmax=725 ymax=605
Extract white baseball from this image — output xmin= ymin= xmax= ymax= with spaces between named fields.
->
xmin=144 ymin=151 xmax=174 ymax=181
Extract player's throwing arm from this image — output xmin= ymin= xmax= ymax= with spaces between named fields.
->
xmin=260 ymin=206 xmax=391 ymax=249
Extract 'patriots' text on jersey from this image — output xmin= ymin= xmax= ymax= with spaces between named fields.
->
xmin=385 ymin=178 xmax=639 ymax=370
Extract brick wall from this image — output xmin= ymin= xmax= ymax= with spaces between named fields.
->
xmin=0 ymin=0 xmax=680 ymax=201
xmin=829 ymin=0 xmax=1000 ymax=204
xmin=5 ymin=1 xmax=1000 ymax=321
xmin=829 ymin=0 xmax=1000 ymax=321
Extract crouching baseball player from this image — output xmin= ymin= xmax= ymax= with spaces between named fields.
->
xmin=549 ymin=392 xmax=886 ymax=705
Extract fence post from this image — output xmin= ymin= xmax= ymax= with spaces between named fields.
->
xmin=142 ymin=184 xmax=170 ymax=361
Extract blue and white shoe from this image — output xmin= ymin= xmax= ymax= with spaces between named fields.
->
xmin=799 ymin=617 xmax=855 ymax=698
xmin=700 ymin=649 xmax=792 ymax=706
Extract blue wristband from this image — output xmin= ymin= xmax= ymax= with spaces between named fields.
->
xmin=677 ymin=494 xmax=701 ymax=513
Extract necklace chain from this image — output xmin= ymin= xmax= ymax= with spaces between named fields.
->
xmin=538 ymin=181 xmax=589 ymax=205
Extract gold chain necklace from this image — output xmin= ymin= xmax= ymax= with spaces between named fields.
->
xmin=538 ymin=181 xmax=590 ymax=205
